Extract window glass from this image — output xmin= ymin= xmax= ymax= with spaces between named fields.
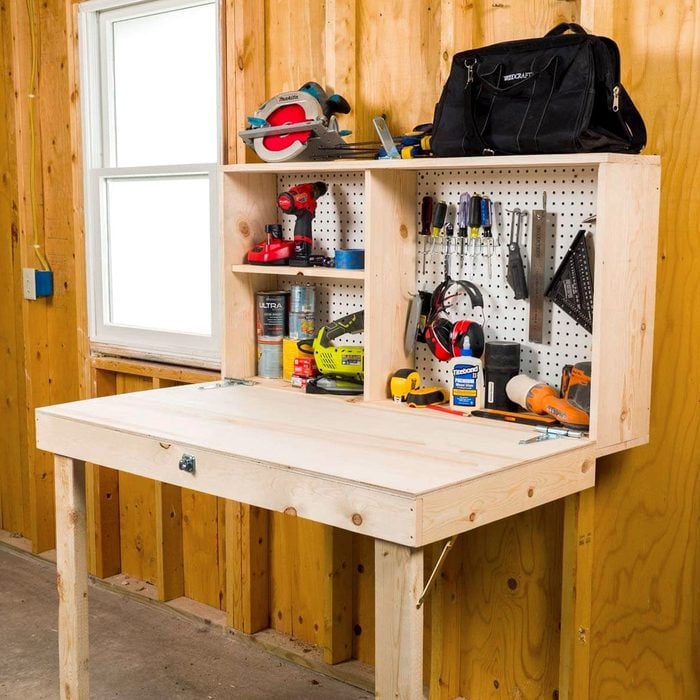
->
xmin=111 ymin=3 xmax=217 ymax=166
xmin=105 ymin=175 xmax=212 ymax=335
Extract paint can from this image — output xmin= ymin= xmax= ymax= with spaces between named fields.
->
xmin=257 ymin=337 xmax=284 ymax=379
xmin=289 ymin=284 xmax=315 ymax=313
xmin=256 ymin=291 xmax=288 ymax=338
xmin=256 ymin=291 xmax=288 ymax=378
xmin=288 ymin=284 xmax=315 ymax=340
xmin=288 ymin=311 xmax=315 ymax=340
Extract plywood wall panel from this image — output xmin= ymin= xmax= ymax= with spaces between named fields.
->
xmin=116 ymin=374 xmax=159 ymax=583
xmin=581 ymin=1 xmax=700 ymax=697
xmin=457 ymin=503 xmax=565 ymax=698
xmin=0 ymin=0 xmax=29 ymax=536
xmin=265 ymin=0 xmax=326 ymax=96
xmin=270 ymin=513 xmax=326 ymax=646
xmin=474 ymin=0 xmax=580 ymax=45
xmin=182 ymin=489 xmax=224 ymax=609
xmin=355 ymin=1 xmax=443 ymax=142
xmin=352 ymin=533 xmax=375 ymax=664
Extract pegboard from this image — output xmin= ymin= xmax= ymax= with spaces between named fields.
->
xmin=276 ymin=172 xmax=365 ymax=345
xmin=277 ymin=172 xmax=365 ymax=255
xmin=416 ymin=166 xmax=596 ymax=389
xmin=271 ymin=166 xmax=596 ymax=383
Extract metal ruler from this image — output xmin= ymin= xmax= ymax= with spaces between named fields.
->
xmin=528 ymin=194 xmax=547 ymax=343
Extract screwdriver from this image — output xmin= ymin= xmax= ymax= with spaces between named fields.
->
xmin=428 ymin=200 xmax=447 ymax=273
xmin=420 ymin=196 xmax=433 ymax=276
xmin=444 ymin=221 xmax=454 ymax=280
xmin=431 ymin=201 xmax=447 ymax=237
xmin=480 ymin=196 xmax=493 ymax=278
xmin=457 ymin=193 xmax=470 ymax=275
xmin=468 ymin=194 xmax=482 ymax=272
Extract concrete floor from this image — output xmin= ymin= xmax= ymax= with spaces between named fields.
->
xmin=0 ymin=546 xmax=370 ymax=699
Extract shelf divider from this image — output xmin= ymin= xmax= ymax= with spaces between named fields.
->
xmin=363 ymin=169 xmax=417 ymax=401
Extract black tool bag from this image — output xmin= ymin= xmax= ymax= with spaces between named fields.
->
xmin=431 ymin=23 xmax=646 ymax=156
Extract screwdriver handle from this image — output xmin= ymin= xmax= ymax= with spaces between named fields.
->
xmin=468 ymin=195 xmax=482 ymax=237
xmin=480 ymin=197 xmax=492 ymax=237
xmin=431 ymin=201 xmax=447 ymax=237
xmin=421 ymin=196 xmax=433 ymax=237
xmin=457 ymin=193 xmax=470 ymax=236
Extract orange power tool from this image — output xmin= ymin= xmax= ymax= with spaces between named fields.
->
xmin=505 ymin=363 xmax=591 ymax=430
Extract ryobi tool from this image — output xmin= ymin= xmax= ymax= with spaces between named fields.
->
xmin=239 ymin=82 xmax=352 ymax=162
xmin=298 ymin=311 xmax=364 ymax=395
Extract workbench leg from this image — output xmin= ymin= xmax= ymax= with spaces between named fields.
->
xmin=54 ymin=455 xmax=89 ymax=700
xmin=559 ymin=488 xmax=595 ymax=700
xmin=375 ymin=540 xmax=424 ymax=699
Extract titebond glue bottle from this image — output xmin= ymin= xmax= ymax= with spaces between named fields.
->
xmin=449 ymin=340 xmax=484 ymax=412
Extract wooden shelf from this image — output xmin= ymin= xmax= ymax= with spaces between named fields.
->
xmin=221 ymin=153 xmax=659 ymax=175
xmin=231 ymin=264 xmax=364 ymax=280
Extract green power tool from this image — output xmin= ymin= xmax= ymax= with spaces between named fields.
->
xmin=298 ymin=310 xmax=364 ymax=394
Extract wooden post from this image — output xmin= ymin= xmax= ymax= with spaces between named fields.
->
xmin=322 ymin=526 xmax=353 ymax=664
xmin=375 ymin=540 xmax=424 ymax=699
xmin=559 ymin=488 xmax=595 ymax=699
xmin=225 ymin=501 xmax=270 ymax=633
xmin=85 ymin=369 xmax=121 ymax=578
xmin=155 ymin=482 xmax=185 ymax=601
xmin=54 ymin=455 xmax=89 ymax=700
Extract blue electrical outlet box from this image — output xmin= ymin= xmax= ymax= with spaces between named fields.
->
xmin=22 ymin=268 xmax=53 ymax=300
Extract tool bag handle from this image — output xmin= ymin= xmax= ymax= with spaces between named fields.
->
xmin=545 ymin=22 xmax=588 ymax=36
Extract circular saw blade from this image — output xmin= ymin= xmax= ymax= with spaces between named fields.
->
xmin=254 ymin=91 xmax=324 ymax=162
xmin=262 ymin=104 xmax=312 ymax=153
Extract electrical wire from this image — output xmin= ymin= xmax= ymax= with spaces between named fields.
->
xmin=26 ymin=0 xmax=50 ymax=272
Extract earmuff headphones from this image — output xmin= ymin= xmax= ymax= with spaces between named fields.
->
xmin=423 ymin=279 xmax=485 ymax=361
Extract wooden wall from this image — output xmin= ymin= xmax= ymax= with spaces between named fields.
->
xmin=1 ymin=0 xmax=698 ymax=697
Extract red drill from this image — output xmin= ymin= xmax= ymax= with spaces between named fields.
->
xmin=277 ymin=181 xmax=327 ymax=267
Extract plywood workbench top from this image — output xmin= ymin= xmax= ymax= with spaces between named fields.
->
xmin=36 ymin=382 xmax=595 ymax=545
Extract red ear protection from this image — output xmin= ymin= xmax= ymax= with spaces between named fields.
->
xmin=423 ymin=279 xmax=485 ymax=361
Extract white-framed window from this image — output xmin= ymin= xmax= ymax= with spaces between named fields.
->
xmin=79 ymin=0 xmax=220 ymax=367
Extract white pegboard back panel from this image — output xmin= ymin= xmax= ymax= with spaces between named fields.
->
xmin=277 ymin=279 xmax=364 ymax=346
xmin=415 ymin=166 xmax=596 ymax=389
xmin=274 ymin=172 xmax=365 ymax=344
xmin=270 ymin=166 xmax=596 ymax=385
xmin=277 ymin=172 xmax=365 ymax=256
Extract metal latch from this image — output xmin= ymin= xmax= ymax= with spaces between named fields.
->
xmin=519 ymin=426 xmax=589 ymax=445
xmin=178 ymin=454 xmax=196 ymax=474
xmin=198 ymin=377 xmax=258 ymax=390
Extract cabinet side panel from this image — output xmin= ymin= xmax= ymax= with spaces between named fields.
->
xmin=364 ymin=170 xmax=417 ymax=401
xmin=221 ymin=172 xmax=278 ymax=377
xmin=590 ymin=162 xmax=661 ymax=453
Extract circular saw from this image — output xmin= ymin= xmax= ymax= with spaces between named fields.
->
xmin=239 ymin=82 xmax=352 ymax=162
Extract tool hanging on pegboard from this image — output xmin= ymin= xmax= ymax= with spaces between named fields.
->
xmin=545 ymin=229 xmax=594 ymax=333
xmin=506 ymin=208 xmax=528 ymax=300
xmin=528 ymin=194 xmax=548 ymax=343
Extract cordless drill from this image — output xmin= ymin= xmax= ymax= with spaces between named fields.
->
xmin=277 ymin=181 xmax=327 ymax=266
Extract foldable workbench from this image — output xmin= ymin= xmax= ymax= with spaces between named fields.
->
xmin=39 ymin=152 xmax=659 ymax=699
xmin=37 ymin=382 xmax=595 ymax=699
